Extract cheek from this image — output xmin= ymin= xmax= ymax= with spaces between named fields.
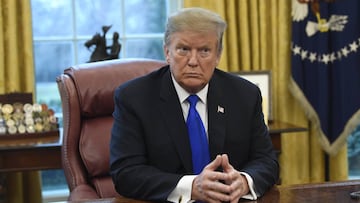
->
xmin=204 ymin=68 xmax=215 ymax=81
xmin=170 ymin=55 xmax=187 ymax=67
xmin=201 ymin=60 xmax=217 ymax=74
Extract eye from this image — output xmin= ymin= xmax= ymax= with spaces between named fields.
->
xmin=176 ymin=46 xmax=189 ymax=56
xmin=199 ymin=48 xmax=211 ymax=57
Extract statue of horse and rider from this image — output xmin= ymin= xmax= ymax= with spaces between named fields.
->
xmin=85 ymin=25 xmax=121 ymax=62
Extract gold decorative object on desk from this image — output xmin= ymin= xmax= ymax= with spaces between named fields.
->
xmin=0 ymin=93 xmax=60 ymax=146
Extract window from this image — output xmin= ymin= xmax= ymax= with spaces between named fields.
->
xmin=348 ymin=125 xmax=360 ymax=179
xmin=30 ymin=0 xmax=181 ymax=201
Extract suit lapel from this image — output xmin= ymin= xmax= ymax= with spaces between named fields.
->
xmin=207 ymin=74 xmax=227 ymax=159
xmin=158 ymin=69 xmax=193 ymax=172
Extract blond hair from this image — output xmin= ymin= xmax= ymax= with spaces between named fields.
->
xmin=164 ymin=7 xmax=227 ymax=53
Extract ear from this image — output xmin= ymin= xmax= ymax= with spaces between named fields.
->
xmin=215 ymin=46 xmax=222 ymax=66
xmin=215 ymin=53 xmax=222 ymax=66
xmin=215 ymin=58 xmax=220 ymax=65
xmin=163 ymin=45 xmax=170 ymax=63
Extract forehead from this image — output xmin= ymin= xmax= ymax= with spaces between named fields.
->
xmin=170 ymin=31 xmax=218 ymax=46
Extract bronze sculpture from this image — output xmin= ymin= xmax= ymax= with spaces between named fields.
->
xmin=85 ymin=25 xmax=121 ymax=62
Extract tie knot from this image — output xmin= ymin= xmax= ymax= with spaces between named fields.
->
xmin=187 ymin=95 xmax=199 ymax=107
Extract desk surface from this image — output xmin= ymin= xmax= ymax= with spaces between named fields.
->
xmin=268 ymin=120 xmax=307 ymax=134
xmin=0 ymin=131 xmax=62 ymax=172
xmin=55 ymin=180 xmax=360 ymax=203
xmin=242 ymin=180 xmax=360 ymax=203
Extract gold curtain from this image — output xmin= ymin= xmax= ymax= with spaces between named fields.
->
xmin=184 ymin=0 xmax=348 ymax=185
xmin=0 ymin=0 xmax=42 ymax=203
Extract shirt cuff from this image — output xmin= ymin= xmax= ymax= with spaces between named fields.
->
xmin=167 ymin=175 xmax=196 ymax=203
xmin=240 ymin=172 xmax=258 ymax=200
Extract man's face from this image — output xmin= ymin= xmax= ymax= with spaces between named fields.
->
xmin=164 ymin=30 xmax=221 ymax=93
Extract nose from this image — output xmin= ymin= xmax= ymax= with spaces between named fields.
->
xmin=188 ymin=50 xmax=199 ymax=67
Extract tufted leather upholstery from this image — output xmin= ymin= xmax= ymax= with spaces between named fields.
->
xmin=56 ymin=58 xmax=166 ymax=200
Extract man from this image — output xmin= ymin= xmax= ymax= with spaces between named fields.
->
xmin=110 ymin=7 xmax=279 ymax=203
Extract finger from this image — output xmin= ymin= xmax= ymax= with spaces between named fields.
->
xmin=221 ymin=154 xmax=233 ymax=172
xmin=229 ymin=188 xmax=242 ymax=203
xmin=223 ymin=179 xmax=242 ymax=203
xmin=230 ymin=197 xmax=241 ymax=203
xmin=220 ymin=154 xmax=235 ymax=185
xmin=228 ymin=175 xmax=249 ymax=199
xmin=194 ymin=177 xmax=229 ymax=203
xmin=205 ymin=155 xmax=222 ymax=171
xmin=202 ymin=185 xmax=231 ymax=203
xmin=205 ymin=178 xmax=231 ymax=192
xmin=208 ymin=192 xmax=231 ymax=203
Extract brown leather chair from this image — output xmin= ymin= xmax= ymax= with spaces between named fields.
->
xmin=56 ymin=58 xmax=166 ymax=200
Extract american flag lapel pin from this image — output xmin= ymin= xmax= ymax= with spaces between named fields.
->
xmin=217 ymin=105 xmax=224 ymax=113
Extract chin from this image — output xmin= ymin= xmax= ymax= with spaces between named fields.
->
xmin=185 ymin=84 xmax=205 ymax=93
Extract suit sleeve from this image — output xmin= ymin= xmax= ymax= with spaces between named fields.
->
xmin=241 ymin=86 xmax=279 ymax=196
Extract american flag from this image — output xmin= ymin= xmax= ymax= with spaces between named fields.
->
xmin=290 ymin=0 xmax=360 ymax=155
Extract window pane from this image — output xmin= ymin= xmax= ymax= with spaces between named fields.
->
xmin=33 ymin=41 xmax=73 ymax=126
xmin=348 ymin=125 xmax=360 ymax=178
xmin=31 ymin=0 xmax=73 ymax=37
xmin=125 ymin=38 xmax=164 ymax=60
xmin=75 ymin=0 xmax=123 ymax=36
xmin=34 ymin=42 xmax=74 ymax=82
xmin=41 ymin=170 xmax=68 ymax=191
xmin=124 ymin=0 xmax=166 ymax=34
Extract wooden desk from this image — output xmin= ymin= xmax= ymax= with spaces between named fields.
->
xmin=243 ymin=180 xmax=360 ymax=203
xmin=268 ymin=120 xmax=307 ymax=154
xmin=0 ymin=135 xmax=62 ymax=172
xmin=0 ymin=121 xmax=304 ymax=173
xmin=0 ymin=93 xmax=62 ymax=172
xmin=55 ymin=180 xmax=360 ymax=203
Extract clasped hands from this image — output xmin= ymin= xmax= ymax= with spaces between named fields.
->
xmin=191 ymin=154 xmax=249 ymax=203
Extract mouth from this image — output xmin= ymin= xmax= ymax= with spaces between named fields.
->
xmin=184 ymin=72 xmax=201 ymax=78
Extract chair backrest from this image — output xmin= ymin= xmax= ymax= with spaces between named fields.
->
xmin=56 ymin=58 xmax=166 ymax=200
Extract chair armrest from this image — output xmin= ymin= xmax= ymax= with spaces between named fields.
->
xmin=69 ymin=184 xmax=100 ymax=201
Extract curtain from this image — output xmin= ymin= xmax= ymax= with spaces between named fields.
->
xmin=0 ymin=0 xmax=42 ymax=203
xmin=183 ymin=0 xmax=348 ymax=185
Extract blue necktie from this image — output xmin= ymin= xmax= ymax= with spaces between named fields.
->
xmin=186 ymin=95 xmax=210 ymax=174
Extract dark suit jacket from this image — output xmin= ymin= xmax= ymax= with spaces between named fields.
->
xmin=110 ymin=65 xmax=279 ymax=202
